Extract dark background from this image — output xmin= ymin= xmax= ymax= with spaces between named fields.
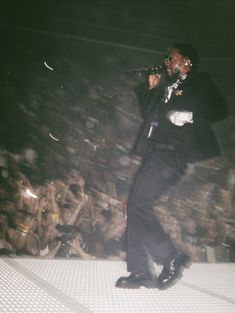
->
xmin=1 ymin=0 xmax=234 ymax=180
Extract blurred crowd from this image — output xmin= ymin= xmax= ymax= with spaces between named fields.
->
xmin=1 ymin=149 xmax=234 ymax=262
xmin=0 ymin=168 xmax=127 ymax=259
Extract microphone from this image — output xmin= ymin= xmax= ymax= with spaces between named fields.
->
xmin=125 ymin=64 xmax=166 ymax=76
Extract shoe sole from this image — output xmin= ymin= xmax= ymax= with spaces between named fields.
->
xmin=116 ymin=279 xmax=158 ymax=289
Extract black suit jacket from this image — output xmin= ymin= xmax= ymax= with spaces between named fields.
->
xmin=133 ymin=71 xmax=228 ymax=165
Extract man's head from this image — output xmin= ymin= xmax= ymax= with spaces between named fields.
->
xmin=164 ymin=43 xmax=199 ymax=77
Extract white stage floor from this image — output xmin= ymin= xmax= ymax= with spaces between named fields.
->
xmin=0 ymin=258 xmax=235 ymax=313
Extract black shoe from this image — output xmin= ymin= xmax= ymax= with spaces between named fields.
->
xmin=115 ymin=272 xmax=158 ymax=289
xmin=158 ymin=254 xmax=190 ymax=290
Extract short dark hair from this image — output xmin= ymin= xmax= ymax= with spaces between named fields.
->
xmin=169 ymin=42 xmax=200 ymax=68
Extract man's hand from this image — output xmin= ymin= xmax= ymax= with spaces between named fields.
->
xmin=148 ymin=74 xmax=161 ymax=90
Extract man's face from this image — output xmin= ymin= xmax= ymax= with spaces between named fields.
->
xmin=165 ymin=48 xmax=189 ymax=77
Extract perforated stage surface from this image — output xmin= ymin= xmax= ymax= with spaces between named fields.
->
xmin=0 ymin=258 xmax=235 ymax=313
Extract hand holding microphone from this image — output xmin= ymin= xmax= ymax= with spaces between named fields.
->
xmin=148 ymin=74 xmax=161 ymax=90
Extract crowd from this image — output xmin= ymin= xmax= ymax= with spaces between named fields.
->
xmin=0 ymin=168 xmax=127 ymax=259
xmin=0 ymin=153 xmax=234 ymax=262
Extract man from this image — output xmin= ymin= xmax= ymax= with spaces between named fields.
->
xmin=115 ymin=43 xmax=228 ymax=289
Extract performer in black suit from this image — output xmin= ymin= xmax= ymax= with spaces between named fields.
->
xmin=115 ymin=43 xmax=228 ymax=289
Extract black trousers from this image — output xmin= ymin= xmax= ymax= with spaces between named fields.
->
xmin=127 ymin=149 xmax=186 ymax=273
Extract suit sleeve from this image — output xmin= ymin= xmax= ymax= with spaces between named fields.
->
xmin=193 ymin=73 xmax=228 ymax=125
xmin=134 ymin=83 xmax=164 ymax=119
